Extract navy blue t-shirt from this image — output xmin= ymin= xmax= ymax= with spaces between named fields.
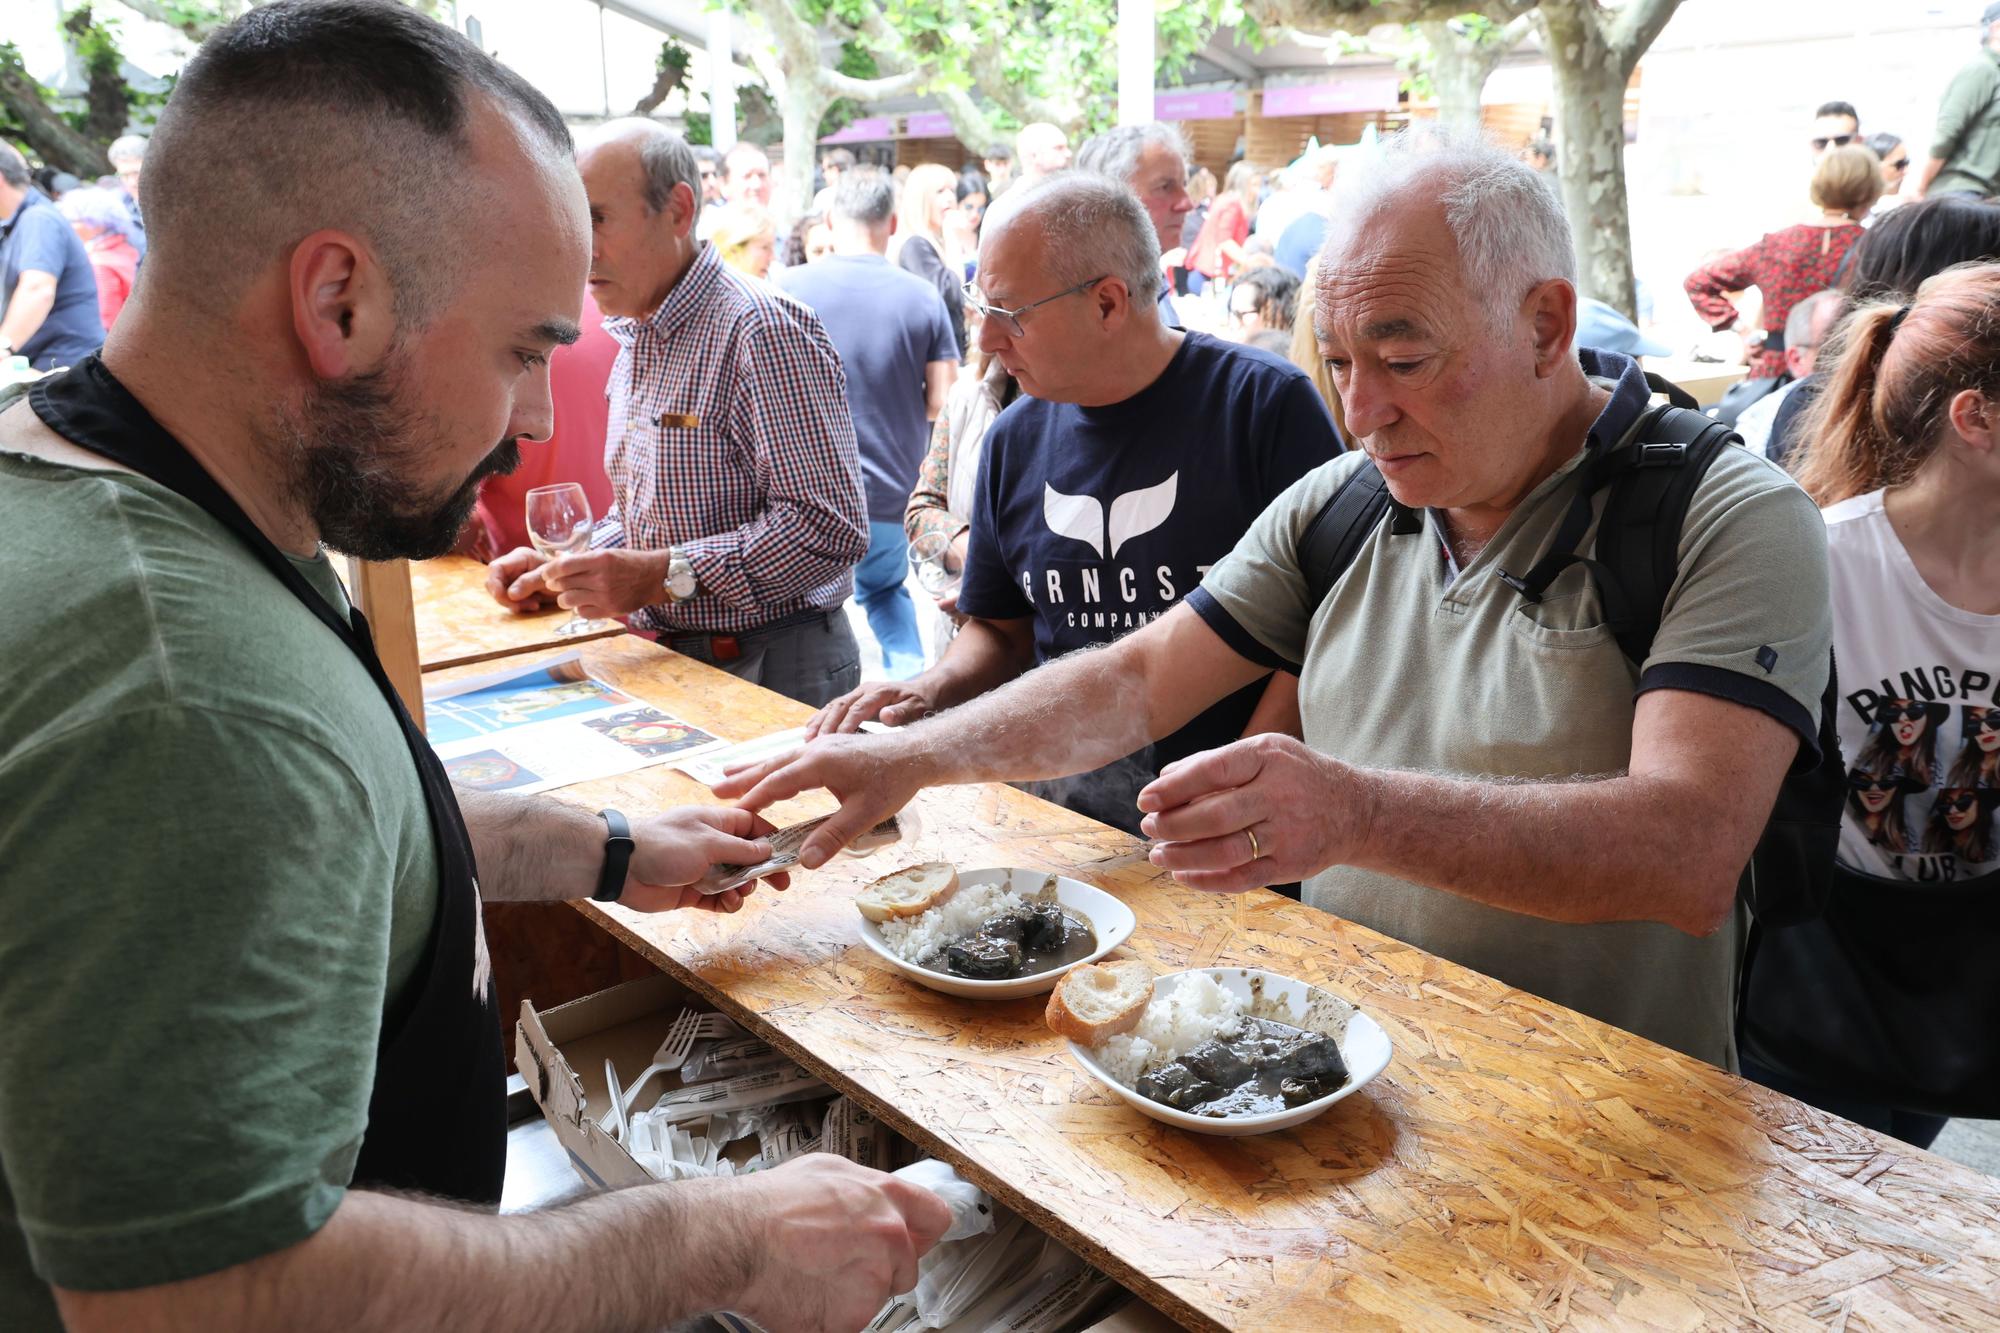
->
xmin=959 ymin=331 xmax=1343 ymax=829
xmin=1 ymin=190 xmax=104 ymax=371
xmin=778 ymin=254 xmax=957 ymax=524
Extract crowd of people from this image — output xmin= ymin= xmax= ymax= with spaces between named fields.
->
xmin=4 ymin=0 xmax=2000 ymax=1327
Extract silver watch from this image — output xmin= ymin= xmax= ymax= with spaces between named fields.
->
xmin=663 ymin=549 xmax=697 ymax=602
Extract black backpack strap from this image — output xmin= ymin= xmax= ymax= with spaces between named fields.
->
xmin=1298 ymin=461 xmax=1420 ymax=610
xmin=1642 ymin=370 xmax=1701 ymax=412
xmin=1592 ymin=404 xmax=1739 ymax=664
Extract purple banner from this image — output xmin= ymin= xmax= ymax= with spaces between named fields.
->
xmin=1261 ymin=76 xmax=1400 ymax=118
xmin=904 ymin=112 xmax=953 ymax=138
xmin=819 ymin=116 xmax=893 ymax=144
xmin=1155 ymin=90 xmax=1237 ymax=121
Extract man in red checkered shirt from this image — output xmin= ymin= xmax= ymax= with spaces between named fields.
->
xmin=487 ymin=120 xmax=869 ymax=707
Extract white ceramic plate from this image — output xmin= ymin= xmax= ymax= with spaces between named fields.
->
xmin=1065 ymin=967 xmax=1392 ymax=1137
xmin=855 ymin=868 xmax=1138 ymax=1000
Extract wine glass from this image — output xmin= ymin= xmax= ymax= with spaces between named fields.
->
xmin=525 ymin=483 xmax=614 ymax=637
xmin=907 ymin=531 xmax=962 ymax=600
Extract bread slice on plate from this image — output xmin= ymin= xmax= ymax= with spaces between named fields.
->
xmin=855 ymin=862 xmax=959 ymax=923
xmin=1045 ymin=960 xmax=1154 ymax=1045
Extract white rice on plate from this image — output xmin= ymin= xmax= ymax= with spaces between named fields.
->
xmin=1091 ymin=972 xmax=1244 ymax=1088
xmin=877 ymin=881 xmax=1028 ymax=969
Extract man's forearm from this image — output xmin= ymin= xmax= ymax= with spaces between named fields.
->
xmin=457 ymin=788 xmax=604 ymax=902
xmin=917 ymin=618 xmax=1039 ymax=711
xmin=0 ymin=278 xmax=56 ymax=349
xmin=1346 ymin=765 xmax=1736 ymax=936
xmin=58 ymin=1181 xmax=743 ymax=1333
xmin=907 ymin=610 xmax=1253 ymax=790
xmin=1911 ymin=155 xmax=1946 ymax=199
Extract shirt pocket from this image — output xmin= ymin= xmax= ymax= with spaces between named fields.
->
xmin=1506 ymin=583 xmax=1618 ymax=652
xmin=632 ymin=415 xmax=755 ymax=535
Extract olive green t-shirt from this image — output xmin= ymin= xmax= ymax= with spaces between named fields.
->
xmin=1190 ymin=373 xmax=1832 ymax=1070
xmin=0 ymin=451 xmax=437 ymax=1327
xmin=1930 ymin=48 xmax=2000 ymax=198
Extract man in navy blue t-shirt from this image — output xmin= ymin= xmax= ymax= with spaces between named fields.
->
xmin=0 ymin=146 xmax=104 ymax=371
xmin=808 ymin=173 xmax=1341 ymax=832
xmin=779 ymin=174 xmax=958 ymax=679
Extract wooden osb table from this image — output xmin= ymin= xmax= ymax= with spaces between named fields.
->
xmin=432 ymin=636 xmax=2000 ymax=1331
xmin=411 ymin=553 xmax=624 ymax=673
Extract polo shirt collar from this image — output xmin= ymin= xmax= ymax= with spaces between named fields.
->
xmin=605 ymin=242 xmax=725 ymax=346
xmin=1 ymin=187 xmax=46 ymax=240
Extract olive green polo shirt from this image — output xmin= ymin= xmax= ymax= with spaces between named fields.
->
xmin=1930 ymin=47 xmax=2000 ymax=198
xmin=1188 ymin=355 xmax=1832 ymax=1069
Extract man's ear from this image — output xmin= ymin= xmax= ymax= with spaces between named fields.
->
xmin=1525 ymin=278 xmax=1577 ymax=379
xmin=288 ymin=230 xmax=396 ymax=380
xmin=667 ymin=181 xmax=698 ymax=240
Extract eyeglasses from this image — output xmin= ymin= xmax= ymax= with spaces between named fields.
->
xmin=1888 ymin=156 xmax=1911 ymax=171
xmin=1939 ymin=790 xmax=1983 ymax=813
xmin=963 ymin=275 xmax=1108 ymax=337
xmin=1848 ymin=773 xmax=1902 ymax=793
xmin=1812 ymin=134 xmax=1855 ymax=151
xmin=1878 ymin=702 xmax=1932 ymax=724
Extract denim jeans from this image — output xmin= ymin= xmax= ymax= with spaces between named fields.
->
xmin=855 ymin=520 xmax=925 ymax=679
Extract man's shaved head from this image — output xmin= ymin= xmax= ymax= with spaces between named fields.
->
xmin=143 ymin=0 xmax=572 ymax=325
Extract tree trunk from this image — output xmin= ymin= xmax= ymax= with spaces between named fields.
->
xmin=1540 ymin=5 xmax=1638 ymax=318
xmin=0 ymin=54 xmax=109 ymax=176
xmin=1419 ymin=22 xmax=1491 ymax=135
xmin=779 ymin=80 xmax=831 ymax=217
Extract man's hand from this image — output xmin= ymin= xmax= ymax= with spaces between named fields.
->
xmin=543 ymin=549 xmax=669 ymax=619
xmin=486 ymin=546 xmax=555 ymax=613
xmin=619 ymin=805 xmax=790 ymax=912
xmin=724 ymin=1155 xmax=953 ymax=1333
xmin=805 ymin=678 xmax=936 ymax=740
xmin=713 ymin=733 xmax=928 ymax=871
xmin=1137 ymin=733 xmax=1376 ymax=894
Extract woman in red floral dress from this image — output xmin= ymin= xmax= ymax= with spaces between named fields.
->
xmin=1684 ymin=144 xmax=1885 ymax=381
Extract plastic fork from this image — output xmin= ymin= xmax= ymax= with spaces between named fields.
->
xmin=598 ymin=1010 xmax=743 ymax=1134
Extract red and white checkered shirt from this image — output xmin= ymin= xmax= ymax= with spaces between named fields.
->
xmin=592 ymin=245 xmax=868 ymax=634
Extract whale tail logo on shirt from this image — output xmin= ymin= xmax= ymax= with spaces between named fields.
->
xmin=1042 ymin=472 xmax=1179 ymax=559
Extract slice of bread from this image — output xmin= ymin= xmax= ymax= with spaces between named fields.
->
xmin=855 ymin=862 xmax=958 ymax=923
xmin=1045 ymin=960 xmax=1154 ymax=1045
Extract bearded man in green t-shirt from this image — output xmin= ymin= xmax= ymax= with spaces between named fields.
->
xmin=0 ymin=4 xmax=947 ymax=1331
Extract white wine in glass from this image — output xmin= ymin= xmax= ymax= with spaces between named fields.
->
xmin=524 ymin=483 xmax=614 ymax=637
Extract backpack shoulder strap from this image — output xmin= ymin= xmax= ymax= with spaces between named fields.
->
xmin=1595 ymin=403 xmax=1740 ymax=665
xmin=1298 ymin=460 xmax=1411 ymax=612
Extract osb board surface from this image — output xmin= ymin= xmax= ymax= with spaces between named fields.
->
xmin=430 ymin=637 xmax=2000 ymax=1331
xmin=410 ymin=554 xmax=624 ymax=672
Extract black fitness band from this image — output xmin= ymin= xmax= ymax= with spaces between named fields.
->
xmin=593 ymin=809 xmax=635 ymax=902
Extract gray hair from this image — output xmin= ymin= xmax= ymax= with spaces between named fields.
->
xmin=586 ymin=119 xmax=702 ymax=222
xmin=832 ymin=170 xmax=895 ymax=227
xmin=1785 ymin=288 xmax=1845 ymax=351
xmin=1075 ymin=122 xmax=1188 ymax=191
xmin=107 ymin=134 xmax=149 ymax=165
xmin=989 ymin=171 xmax=1161 ymax=305
xmin=1321 ymin=124 xmax=1575 ymax=326
xmin=57 ymin=186 xmax=135 ymax=240
xmin=0 ymin=142 xmax=27 ymax=189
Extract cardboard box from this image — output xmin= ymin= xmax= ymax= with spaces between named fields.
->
xmin=516 ymin=972 xmax=748 ymax=1191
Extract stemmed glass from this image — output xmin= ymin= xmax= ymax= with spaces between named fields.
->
xmin=907 ymin=531 xmax=962 ymax=601
xmin=525 ymin=483 xmax=614 ymax=637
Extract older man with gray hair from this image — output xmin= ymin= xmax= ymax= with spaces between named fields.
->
xmin=802 ymin=171 xmax=1339 ymax=832
xmin=487 ymin=118 xmax=870 ymax=707
xmin=1077 ymin=122 xmax=1194 ymax=329
xmin=722 ymin=128 xmax=1836 ymax=1071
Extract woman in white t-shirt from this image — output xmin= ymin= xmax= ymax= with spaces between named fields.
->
xmin=1738 ymin=262 xmax=2000 ymax=1148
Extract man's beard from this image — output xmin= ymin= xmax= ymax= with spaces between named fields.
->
xmin=279 ymin=353 xmax=520 ymax=562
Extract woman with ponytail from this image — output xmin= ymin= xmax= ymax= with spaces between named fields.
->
xmin=1739 ymin=262 xmax=2000 ymax=1146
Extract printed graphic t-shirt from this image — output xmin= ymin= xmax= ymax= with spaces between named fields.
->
xmin=957 ymin=332 xmax=1342 ymax=823
xmin=1823 ymin=490 xmax=2000 ymax=881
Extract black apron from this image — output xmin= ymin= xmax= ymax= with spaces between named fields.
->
xmin=30 ymin=356 xmax=507 ymax=1204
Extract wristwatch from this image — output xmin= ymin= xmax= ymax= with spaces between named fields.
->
xmin=662 ymin=548 xmax=697 ymax=603
xmin=593 ymin=809 xmax=636 ymax=902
